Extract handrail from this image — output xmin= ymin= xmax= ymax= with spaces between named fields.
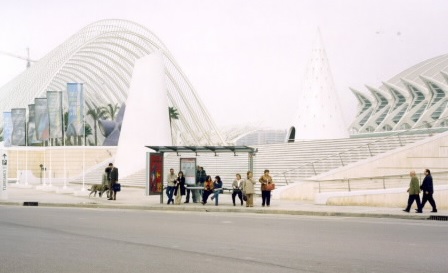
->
xmin=306 ymin=172 xmax=448 ymax=193
xmin=279 ymin=118 xmax=448 ymax=184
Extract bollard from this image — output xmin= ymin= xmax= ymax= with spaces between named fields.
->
xmin=160 ymin=186 xmax=165 ymax=204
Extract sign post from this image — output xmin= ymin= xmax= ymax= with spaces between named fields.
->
xmin=0 ymin=151 xmax=8 ymax=200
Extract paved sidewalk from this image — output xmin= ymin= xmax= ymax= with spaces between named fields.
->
xmin=0 ymin=185 xmax=445 ymax=221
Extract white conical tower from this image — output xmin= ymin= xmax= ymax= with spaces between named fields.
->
xmin=291 ymin=29 xmax=348 ymax=140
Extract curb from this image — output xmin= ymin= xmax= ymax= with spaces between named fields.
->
xmin=0 ymin=201 xmax=432 ymax=220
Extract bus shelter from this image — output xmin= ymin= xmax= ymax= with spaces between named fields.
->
xmin=145 ymin=146 xmax=257 ymax=203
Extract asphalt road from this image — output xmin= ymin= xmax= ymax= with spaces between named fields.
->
xmin=0 ymin=206 xmax=446 ymax=273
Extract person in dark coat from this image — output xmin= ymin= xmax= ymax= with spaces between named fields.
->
xmin=420 ymin=169 xmax=437 ymax=213
xmin=194 ymin=166 xmax=207 ymax=202
xmin=211 ymin=176 xmax=223 ymax=206
xmin=174 ymin=171 xmax=186 ymax=205
xmin=107 ymin=163 xmax=119 ymax=200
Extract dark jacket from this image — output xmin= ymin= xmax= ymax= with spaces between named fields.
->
xmin=174 ymin=176 xmax=186 ymax=196
xmin=109 ymin=167 xmax=119 ymax=182
xmin=421 ymin=174 xmax=434 ymax=194
xmin=214 ymin=180 xmax=223 ymax=194
xmin=197 ymin=170 xmax=207 ymax=183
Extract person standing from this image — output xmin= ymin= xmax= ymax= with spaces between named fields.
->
xmin=420 ymin=169 xmax=437 ymax=213
xmin=232 ymin=174 xmax=244 ymax=206
xmin=108 ymin=163 xmax=119 ymax=200
xmin=184 ymin=170 xmax=197 ymax=203
xmin=259 ymin=169 xmax=274 ymax=207
xmin=196 ymin=166 xmax=207 ymax=199
xmin=403 ymin=170 xmax=422 ymax=213
xmin=166 ymin=168 xmax=177 ymax=205
xmin=243 ymin=171 xmax=256 ymax=207
xmin=174 ymin=171 xmax=185 ymax=205
xmin=201 ymin=175 xmax=214 ymax=205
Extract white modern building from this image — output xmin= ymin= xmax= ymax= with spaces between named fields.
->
xmin=0 ymin=19 xmax=226 ymax=146
xmin=350 ymin=54 xmax=448 ymax=134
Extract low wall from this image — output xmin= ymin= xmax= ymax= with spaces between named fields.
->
xmin=272 ymin=182 xmax=316 ymax=201
xmin=315 ymin=185 xmax=448 ymax=209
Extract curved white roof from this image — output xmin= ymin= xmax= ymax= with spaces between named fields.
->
xmin=0 ymin=19 xmax=225 ymax=145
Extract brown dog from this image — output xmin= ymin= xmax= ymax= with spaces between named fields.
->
xmin=88 ymin=184 xmax=109 ymax=198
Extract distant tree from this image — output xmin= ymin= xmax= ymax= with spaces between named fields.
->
xmin=169 ymin=107 xmax=179 ymax=126
xmin=63 ymin=112 xmax=72 ymax=145
xmin=104 ymin=103 xmax=120 ymax=120
xmin=168 ymin=107 xmax=179 ymax=143
xmin=84 ymin=123 xmax=93 ymax=145
xmin=87 ymin=107 xmax=106 ymax=146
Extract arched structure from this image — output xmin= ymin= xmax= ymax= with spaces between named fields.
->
xmin=0 ymin=19 xmax=225 ymax=145
xmin=350 ymin=54 xmax=448 ymax=133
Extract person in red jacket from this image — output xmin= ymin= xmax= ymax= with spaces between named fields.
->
xmin=201 ymin=175 xmax=214 ymax=205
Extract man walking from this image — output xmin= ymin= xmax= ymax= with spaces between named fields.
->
xmin=403 ymin=170 xmax=422 ymax=213
xmin=420 ymin=169 xmax=437 ymax=213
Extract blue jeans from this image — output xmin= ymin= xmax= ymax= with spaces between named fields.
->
xmin=213 ymin=191 xmax=221 ymax=206
xmin=166 ymin=186 xmax=175 ymax=204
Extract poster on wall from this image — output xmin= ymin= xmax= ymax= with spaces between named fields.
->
xmin=147 ymin=152 xmax=163 ymax=195
xmin=180 ymin=158 xmax=196 ymax=186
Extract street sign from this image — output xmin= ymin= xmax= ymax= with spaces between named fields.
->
xmin=0 ymin=151 xmax=8 ymax=199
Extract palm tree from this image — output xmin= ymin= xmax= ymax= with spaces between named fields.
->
xmin=63 ymin=112 xmax=72 ymax=145
xmin=103 ymin=103 xmax=120 ymax=120
xmin=84 ymin=123 xmax=93 ymax=145
xmin=168 ymin=107 xmax=179 ymax=143
xmin=169 ymin=107 xmax=179 ymax=125
xmin=87 ymin=107 xmax=106 ymax=146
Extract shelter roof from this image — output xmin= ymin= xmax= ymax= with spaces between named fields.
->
xmin=145 ymin=145 xmax=256 ymax=155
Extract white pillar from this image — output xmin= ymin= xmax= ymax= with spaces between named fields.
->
xmin=114 ymin=52 xmax=172 ymax=178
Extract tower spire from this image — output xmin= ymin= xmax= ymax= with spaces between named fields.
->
xmin=291 ymin=28 xmax=348 ymax=140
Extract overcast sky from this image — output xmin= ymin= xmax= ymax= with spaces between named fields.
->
xmin=1 ymin=0 xmax=448 ymax=130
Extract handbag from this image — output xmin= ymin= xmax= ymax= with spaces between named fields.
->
xmin=113 ymin=183 xmax=121 ymax=192
xmin=243 ymin=193 xmax=247 ymax=201
xmin=265 ymin=183 xmax=275 ymax=191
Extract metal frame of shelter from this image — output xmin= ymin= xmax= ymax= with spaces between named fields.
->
xmin=145 ymin=146 xmax=257 ymax=204
xmin=146 ymin=145 xmax=257 ymax=171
